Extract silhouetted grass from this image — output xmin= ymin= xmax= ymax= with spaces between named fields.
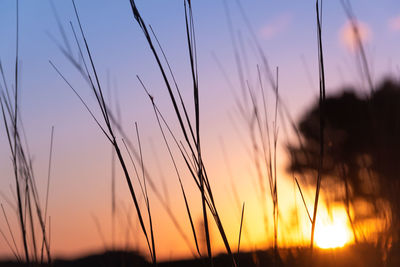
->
xmin=128 ymin=0 xmax=237 ymax=266
xmin=0 ymin=1 xmax=52 ymax=264
xmin=310 ymin=0 xmax=326 ymax=252
xmin=51 ymin=0 xmax=156 ymax=263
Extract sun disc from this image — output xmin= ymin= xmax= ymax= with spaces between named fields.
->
xmin=315 ymin=219 xmax=351 ymax=249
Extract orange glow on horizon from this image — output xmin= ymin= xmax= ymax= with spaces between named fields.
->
xmin=314 ymin=208 xmax=352 ymax=249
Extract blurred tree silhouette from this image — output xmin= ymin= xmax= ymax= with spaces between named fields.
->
xmin=288 ymin=79 xmax=400 ymax=244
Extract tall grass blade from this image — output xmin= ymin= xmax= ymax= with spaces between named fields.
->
xmin=237 ymin=202 xmax=245 ymax=255
xmin=40 ymin=126 xmax=54 ymax=264
xmin=295 ymin=178 xmax=312 ymax=223
xmin=310 ymin=0 xmax=326 ymax=251
xmin=1 ymin=204 xmax=20 ymax=261
xmin=135 ymin=122 xmax=156 ymax=264
xmin=138 ymin=76 xmax=202 ymax=257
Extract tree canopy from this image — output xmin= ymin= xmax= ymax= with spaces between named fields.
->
xmin=288 ymin=79 xmax=400 ymax=242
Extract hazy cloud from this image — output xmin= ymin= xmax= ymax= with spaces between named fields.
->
xmin=339 ymin=20 xmax=372 ymax=52
xmin=259 ymin=13 xmax=292 ymax=39
xmin=389 ymin=16 xmax=400 ymax=31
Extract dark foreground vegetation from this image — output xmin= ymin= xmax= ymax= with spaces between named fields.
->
xmin=0 ymin=243 xmax=398 ymax=267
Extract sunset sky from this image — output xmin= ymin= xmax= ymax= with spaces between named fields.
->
xmin=0 ymin=0 xmax=400 ymax=261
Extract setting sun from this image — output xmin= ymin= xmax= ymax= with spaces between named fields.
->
xmin=315 ymin=217 xmax=351 ymax=249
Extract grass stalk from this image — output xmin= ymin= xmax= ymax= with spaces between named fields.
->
xmin=294 ymin=178 xmax=312 ymax=223
xmin=40 ymin=126 xmax=54 ymax=264
xmin=310 ymin=0 xmax=326 ymax=251
xmin=341 ymin=0 xmax=374 ymax=92
xmin=129 ymin=1 xmax=237 ymax=265
xmin=1 ymin=204 xmax=21 ymax=261
xmin=51 ymin=1 xmax=157 ymax=262
xmin=135 ymin=122 xmax=156 ymax=264
xmin=0 ymin=1 xmax=31 ymax=262
xmin=237 ymin=202 xmax=245 ymax=255
xmin=138 ymin=77 xmax=202 ymax=257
